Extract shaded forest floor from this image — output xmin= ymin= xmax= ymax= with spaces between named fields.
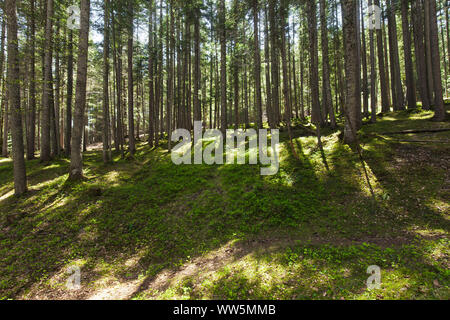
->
xmin=0 ymin=108 xmax=449 ymax=300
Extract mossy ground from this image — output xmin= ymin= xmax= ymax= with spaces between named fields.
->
xmin=0 ymin=108 xmax=449 ymax=300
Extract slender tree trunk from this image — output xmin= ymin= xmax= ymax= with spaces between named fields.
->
xmin=401 ymin=0 xmax=416 ymax=109
xmin=264 ymin=3 xmax=274 ymax=127
xmin=219 ymin=0 xmax=227 ymax=133
xmin=128 ymin=1 xmax=135 ymax=155
xmin=424 ymin=0 xmax=435 ymax=105
xmin=26 ymin=0 xmax=36 ymax=160
xmin=342 ymin=0 xmax=359 ymax=144
xmin=360 ymin=0 xmax=369 ymax=118
xmin=193 ymin=9 xmax=201 ymax=124
xmin=429 ymin=0 xmax=446 ymax=121
xmin=65 ymin=30 xmax=73 ymax=156
xmin=253 ymin=0 xmax=263 ymax=129
xmin=307 ymin=0 xmax=323 ymax=126
xmin=374 ymin=0 xmax=390 ymax=112
xmin=412 ymin=0 xmax=430 ymax=109
xmin=53 ymin=23 xmax=60 ymax=156
xmin=148 ymin=0 xmax=155 ymax=146
xmin=320 ymin=0 xmax=336 ymax=128
xmin=69 ymin=0 xmax=90 ymax=180
xmin=40 ymin=0 xmax=53 ymax=162
xmin=0 ymin=12 xmax=7 ymax=157
xmin=268 ymin=0 xmax=280 ymax=126
xmin=6 ymin=0 xmax=27 ymax=195
xmin=387 ymin=0 xmax=404 ymax=110
xmin=102 ymin=0 xmax=111 ymax=162
xmin=369 ymin=0 xmax=377 ymax=123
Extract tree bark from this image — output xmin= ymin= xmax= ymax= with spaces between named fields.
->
xmin=128 ymin=1 xmax=135 ymax=155
xmin=320 ymin=0 xmax=336 ymax=128
xmin=342 ymin=0 xmax=359 ymax=144
xmin=412 ymin=0 xmax=430 ymax=109
xmin=401 ymin=0 xmax=416 ymax=110
xmin=40 ymin=0 xmax=53 ymax=162
xmin=103 ymin=0 xmax=111 ymax=162
xmin=429 ymin=0 xmax=446 ymax=121
xmin=26 ymin=0 xmax=36 ymax=160
xmin=252 ymin=0 xmax=263 ymax=129
xmin=6 ymin=0 xmax=27 ymax=195
xmin=369 ymin=0 xmax=377 ymax=123
xmin=374 ymin=0 xmax=390 ymax=112
xmin=387 ymin=0 xmax=404 ymax=110
xmin=219 ymin=0 xmax=227 ymax=133
xmin=307 ymin=0 xmax=323 ymax=126
xmin=69 ymin=0 xmax=90 ymax=180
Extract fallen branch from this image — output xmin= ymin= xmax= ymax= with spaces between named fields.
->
xmin=381 ymin=128 xmax=450 ymax=135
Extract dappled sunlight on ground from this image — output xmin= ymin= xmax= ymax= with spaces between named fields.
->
xmin=0 ymin=109 xmax=449 ymax=300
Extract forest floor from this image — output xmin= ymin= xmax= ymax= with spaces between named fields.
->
xmin=0 ymin=107 xmax=449 ymax=300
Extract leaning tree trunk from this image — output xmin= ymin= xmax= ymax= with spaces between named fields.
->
xmin=69 ymin=0 xmax=90 ymax=180
xmin=6 ymin=0 xmax=27 ymax=195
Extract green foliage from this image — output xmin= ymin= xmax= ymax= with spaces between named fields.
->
xmin=0 ymin=109 xmax=449 ymax=300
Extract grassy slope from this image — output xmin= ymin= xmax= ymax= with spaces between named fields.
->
xmin=0 ymin=109 xmax=448 ymax=300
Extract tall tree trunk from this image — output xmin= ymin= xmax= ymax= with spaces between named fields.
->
xmin=102 ymin=0 xmax=111 ymax=162
xmin=69 ymin=0 xmax=90 ymax=180
xmin=148 ymin=0 xmax=155 ymax=146
xmin=307 ymin=0 xmax=323 ymax=126
xmin=401 ymin=0 xmax=416 ymax=110
xmin=264 ymin=3 xmax=274 ymax=127
xmin=280 ymin=0 xmax=291 ymax=126
xmin=342 ymin=0 xmax=359 ymax=144
xmin=424 ymin=0 xmax=435 ymax=105
xmin=268 ymin=0 xmax=280 ymax=126
xmin=252 ymin=0 xmax=263 ymax=129
xmin=412 ymin=0 xmax=430 ymax=109
xmin=65 ymin=30 xmax=73 ymax=156
xmin=219 ymin=0 xmax=227 ymax=133
xmin=6 ymin=0 xmax=27 ymax=195
xmin=374 ymin=0 xmax=390 ymax=112
xmin=193 ymin=9 xmax=202 ymax=124
xmin=26 ymin=0 xmax=36 ymax=160
xmin=53 ymin=23 xmax=60 ymax=156
xmin=41 ymin=0 xmax=53 ymax=162
xmin=320 ymin=0 xmax=336 ymax=128
xmin=360 ymin=0 xmax=369 ymax=118
xmin=0 ymin=11 xmax=7 ymax=157
xmin=127 ymin=1 xmax=135 ymax=155
xmin=167 ymin=1 xmax=174 ymax=151
xmin=429 ymin=0 xmax=446 ymax=121
xmin=369 ymin=0 xmax=377 ymax=123
xmin=387 ymin=0 xmax=404 ymax=110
